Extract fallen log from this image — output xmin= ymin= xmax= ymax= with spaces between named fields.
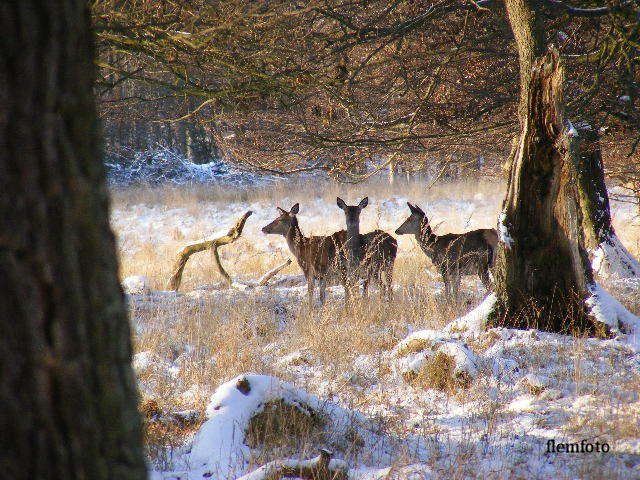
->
xmin=236 ymin=449 xmax=348 ymax=480
xmin=167 ymin=210 xmax=252 ymax=291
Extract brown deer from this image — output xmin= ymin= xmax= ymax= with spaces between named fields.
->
xmin=262 ymin=203 xmax=346 ymax=305
xmin=336 ymin=197 xmax=397 ymax=302
xmin=395 ymin=202 xmax=498 ymax=300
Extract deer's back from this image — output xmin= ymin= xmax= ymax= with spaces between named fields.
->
xmin=302 ymin=230 xmax=346 ymax=277
xmin=361 ymin=230 xmax=397 ymax=265
xmin=429 ymin=229 xmax=495 ymax=272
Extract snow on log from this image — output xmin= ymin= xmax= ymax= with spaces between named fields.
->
xmin=443 ymin=293 xmax=497 ymax=336
xmin=586 ymin=283 xmax=640 ymax=349
xmin=236 ymin=449 xmax=348 ymax=480
xmin=188 ymin=374 xmax=369 ymax=479
xmin=591 ymin=234 xmax=640 ymax=279
xmin=166 ymin=210 xmax=252 ymax=291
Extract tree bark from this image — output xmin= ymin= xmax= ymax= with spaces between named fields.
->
xmin=576 ymin=128 xmax=640 ymax=278
xmin=505 ymin=0 xmax=546 ymax=123
xmin=491 ymin=2 xmax=605 ymax=334
xmin=0 ymin=2 xmax=146 ymax=479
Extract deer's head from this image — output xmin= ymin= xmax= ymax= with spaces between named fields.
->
xmin=395 ymin=202 xmax=427 ymax=235
xmin=262 ymin=203 xmax=299 ymax=235
xmin=336 ymin=197 xmax=368 ymax=228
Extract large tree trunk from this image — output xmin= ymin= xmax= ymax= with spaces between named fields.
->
xmin=0 ymin=2 xmax=146 ymax=479
xmin=490 ymin=0 xmax=604 ymax=334
xmin=576 ymin=128 xmax=640 ymax=278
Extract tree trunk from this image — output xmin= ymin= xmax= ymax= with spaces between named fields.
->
xmin=0 ymin=2 xmax=146 ymax=479
xmin=576 ymin=128 xmax=640 ymax=278
xmin=490 ymin=0 xmax=606 ymax=334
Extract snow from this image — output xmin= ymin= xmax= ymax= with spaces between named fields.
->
xmin=106 ymin=148 xmax=279 ymax=187
xmin=566 ymin=119 xmax=579 ymax=138
xmin=591 ymin=234 xmax=640 ymax=279
xmin=443 ymin=293 xmax=497 ymax=335
xmin=122 ymin=275 xmax=151 ymax=295
xmin=113 ymin=179 xmax=640 ymax=480
xmin=497 ymin=212 xmax=513 ymax=248
xmin=187 ymin=374 xmax=372 ymax=479
xmin=586 ymin=282 xmax=640 ymax=350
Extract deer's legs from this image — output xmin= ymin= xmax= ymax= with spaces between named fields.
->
xmin=384 ymin=268 xmax=394 ymax=302
xmin=307 ymin=276 xmax=315 ymax=306
xmin=479 ymin=265 xmax=491 ymax=289
xmin=318 ymin=276 xmax=327 ymax=304
xmin=451 ymin=271 xmax=461 ymax=302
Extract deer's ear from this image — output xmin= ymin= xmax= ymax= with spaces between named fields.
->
xmin=336 ymin=197 xmax=347 ymax=211
xmin=290 ymin=203 xmax=300 ymax=214
xmin=413 ymin=203 xmax=425 ymax=215
xmin=358 ymin=197 xmax=369 ymax=209
xmin=277 ymin=206 xmax=287 ymax=215
xmin=407 ymin=202 xmax=416 ymax=212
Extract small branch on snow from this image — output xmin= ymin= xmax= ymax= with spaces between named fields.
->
xmin=236 ymin=449 xmax=348 ymax=480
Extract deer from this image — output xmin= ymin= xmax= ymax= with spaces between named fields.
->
xmin=336 ymin=197 xmax=397 ymax=303
xmin=262 ymin=203 xmax=346 ymax=305
xmin=395 ymin=202 xmax=498 ymax=301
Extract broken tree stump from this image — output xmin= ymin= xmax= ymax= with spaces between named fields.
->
xmin=167 ymin=210 xmax=253 ymax=291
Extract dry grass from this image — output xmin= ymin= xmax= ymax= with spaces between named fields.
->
xmin=111 ymin=177 xmax=640 ymax=476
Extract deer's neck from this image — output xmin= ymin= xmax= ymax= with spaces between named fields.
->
xmin=418 ymin=220 xmax=437 ymax=257
xmin=285 ymin=220 xmax=306 ymax=260
xmin=345 ymin=222 xmax=361 ymax=266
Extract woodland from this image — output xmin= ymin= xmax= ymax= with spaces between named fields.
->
xmin=1 ymin=1 xmax=639 ymax=479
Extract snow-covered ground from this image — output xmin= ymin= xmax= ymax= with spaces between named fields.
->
xmin=110 ymin=179 xmax=640 ymax=479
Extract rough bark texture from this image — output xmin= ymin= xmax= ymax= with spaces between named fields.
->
xmin=575 ymin=128 xmax=614 ymax=250
xmin=0 ymin=2 xmax=146 ymax=479
xmin=491 ymin=45 xmax=601 ymax=333
xmin=505 ymin=0 xmax=546 ymax=122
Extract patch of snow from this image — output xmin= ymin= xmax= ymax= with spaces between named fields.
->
xmin=586 ymin=282 xmax=640 ymax=350
xmin=122 ymin=275 xmax=151 ymax=295
xmin=498 ymin=212 xmax=513 ymax=248
xmin=591 ymin=235 xmax=640 ymax=279
xmin=566 ymin=119 xmax=579 ymax=138
xmin=444 ymin=293 xmax=497 ymax=336
xmin=188 ymin=374 xmax=372 ymax=479
xmin=392 ymin=329 xmax=451 ymax=357
xmin=437 ymin=341 xmax=480 ymax=379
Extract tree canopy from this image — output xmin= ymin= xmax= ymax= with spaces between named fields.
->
xmin=93 ymin=0 xmax=639 ymax=177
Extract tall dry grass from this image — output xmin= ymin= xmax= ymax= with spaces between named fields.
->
xmin=111 ymin=177 xmax=640 ymax=475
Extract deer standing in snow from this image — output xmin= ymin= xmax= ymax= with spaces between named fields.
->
xmin=336 ymin=197 xmax=397 ymax=303
xmin=395 ymin=202 xmax=497 ymax=300
xmin=262 ymin=204 xmax=346 ymax=305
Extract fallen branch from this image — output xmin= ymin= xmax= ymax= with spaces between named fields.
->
xmin=236 ymin=449 xmax=348 ymax=480
xmin=256 ymin=259 xmax=292 ymax=287
xmin=167 ymin=210 xmax=252 ymax=291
